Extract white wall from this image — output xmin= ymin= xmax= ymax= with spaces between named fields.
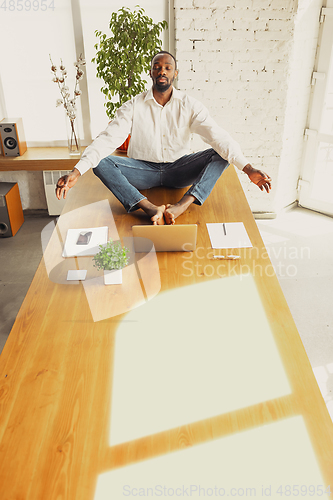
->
xmin=0 ymin=0 xmax=322 ymax=212
xmin=174 ymin=0 xmax=322 ymax=214
xmin=0 ymin=172 xmax=48 ymax=211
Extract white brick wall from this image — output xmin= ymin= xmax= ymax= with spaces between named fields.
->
xmin=173 ymin=0 xmax=321 ymax=214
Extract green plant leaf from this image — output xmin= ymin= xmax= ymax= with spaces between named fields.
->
xmin=91 ymin=5 xmax=168 ymax=120
xmin=92 ymin=239 xmax=130 ymax=271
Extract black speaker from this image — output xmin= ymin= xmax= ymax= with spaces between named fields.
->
xmin=0 ymin=118 xmax=27 ymax=157
xmin=0 ymin=182 xmax=24 ymax=237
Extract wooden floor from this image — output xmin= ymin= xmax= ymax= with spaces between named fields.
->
xmin=0 ymin=165 xmax=332 ymax=499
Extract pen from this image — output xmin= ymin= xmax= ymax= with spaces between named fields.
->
xmin=212 ymin=255 xmax=240 ymax=260
xmin=223 ymin=223 xmax=226 ymax=235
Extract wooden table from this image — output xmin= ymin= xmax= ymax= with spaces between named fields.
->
xmin=0 ymin=165 xmax=332 ymax=499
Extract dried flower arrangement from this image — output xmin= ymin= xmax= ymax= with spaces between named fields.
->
xmin=49 ymin=54 xmax=86 ymax=154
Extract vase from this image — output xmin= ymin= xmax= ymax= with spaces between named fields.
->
xmin=66 ymin=117 xmax=81 ymax=156
xmin=104 ymin=269 xmax=122 ymax=285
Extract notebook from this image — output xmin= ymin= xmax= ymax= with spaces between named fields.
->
xmin=62 ymin=226 xmax=108 ymax=257
xmin=132 ymin=224 xmax=197 ymax=252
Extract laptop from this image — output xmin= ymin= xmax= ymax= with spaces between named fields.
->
xmin=132 ymin=224 xmax=197 ymax=252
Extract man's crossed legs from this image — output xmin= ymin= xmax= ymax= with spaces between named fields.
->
xmin=93 ymin=148 xmax=229 ymax=224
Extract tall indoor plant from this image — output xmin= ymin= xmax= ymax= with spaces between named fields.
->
xmin=91 ymin=6 xmax=167 ymax=150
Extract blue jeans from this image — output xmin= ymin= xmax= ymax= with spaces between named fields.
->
xmin=93 ymin=149 xmax=229 ymax=212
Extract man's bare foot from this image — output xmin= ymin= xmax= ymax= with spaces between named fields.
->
xmin=164 ymin=195 xmax=196 ymax=225
xmin=150 ymin=205 xmax=165 ymax=225
xmin=164 ymin=204 xmax=177 ymax=225
xmin=137 ymin=199 xmax=165 ymax=225
xmin=165 ymin=203 xmax=189 ymax=224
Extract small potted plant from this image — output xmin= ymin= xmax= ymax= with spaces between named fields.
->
xmin=93 ymin=239 xmax=130 ymax=285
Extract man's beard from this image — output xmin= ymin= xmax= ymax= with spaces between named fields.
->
xmin=155 ymin=78 xmax=173 ymax=92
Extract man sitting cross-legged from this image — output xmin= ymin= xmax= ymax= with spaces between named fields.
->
xmin=56 ymin=51 xmax=271 ymax=224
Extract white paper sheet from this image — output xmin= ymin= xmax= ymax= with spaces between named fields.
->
xmin=62 ymin=226 xmax=108 ymax=257
xmin=206 ymin=222 xmax=252 ymax=249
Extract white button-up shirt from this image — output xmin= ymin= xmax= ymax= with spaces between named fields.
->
xmin=75 ymin=86 xmax=249 ymax=175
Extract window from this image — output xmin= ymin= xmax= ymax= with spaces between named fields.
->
xmin=299 ymin=7 xmax=333 ymax=216
xmin=0 ymin=0 xmax=169 ymax=146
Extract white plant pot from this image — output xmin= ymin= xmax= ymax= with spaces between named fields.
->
xmin=104 ymin=269 xmax=122 ymax=285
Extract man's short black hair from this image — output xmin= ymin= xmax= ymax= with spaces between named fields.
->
xmin=151 ymin=51 xmax=177 ymax=69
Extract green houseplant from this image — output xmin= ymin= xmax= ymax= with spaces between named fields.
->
xmin=93 ymin=239 xmax=130 ymax=285
xmin=91 ymin=5 xmax=168 ymax=140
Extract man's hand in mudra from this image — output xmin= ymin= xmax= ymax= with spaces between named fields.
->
xmin=243 ymin=164 xmax=272 ymax=193
xmin=55 ymin=168 xmax=81 ymax=200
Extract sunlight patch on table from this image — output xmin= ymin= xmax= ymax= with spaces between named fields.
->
xmin=95 ymin=416 xmax=325 ymax=499
xmin=109 ymin=274 xmax=291 ymax=446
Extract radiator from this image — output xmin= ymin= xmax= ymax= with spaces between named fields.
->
xmin=43 ymin=170 xmax=71 ymax=216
